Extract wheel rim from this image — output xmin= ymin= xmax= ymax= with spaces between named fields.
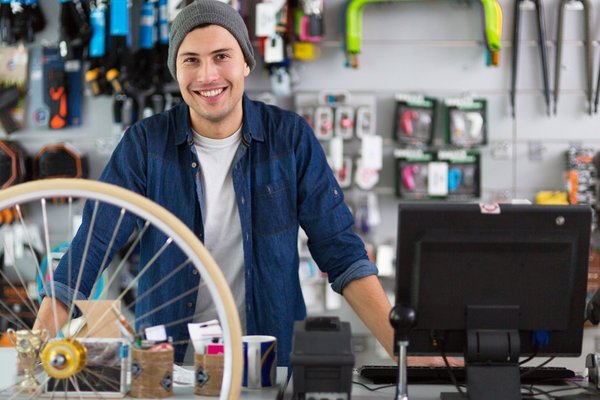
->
xmin=0 ymin=179 xmax=243 ymax=399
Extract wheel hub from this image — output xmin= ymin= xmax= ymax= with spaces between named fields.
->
xmin=40 ymin=339 xmax=87 ymax=380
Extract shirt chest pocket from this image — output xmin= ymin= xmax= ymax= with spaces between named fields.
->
xmin=252 ymin=179 xmax=297 ymax=235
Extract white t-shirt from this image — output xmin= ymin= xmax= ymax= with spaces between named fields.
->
xmin=185 ymin=127 xmax=245 ymax=361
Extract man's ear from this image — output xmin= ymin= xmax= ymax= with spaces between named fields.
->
xmin=244 ymin=63 xmax=250 ymax=77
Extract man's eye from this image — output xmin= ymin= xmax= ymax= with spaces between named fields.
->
xmin=183 ymin=57 xmax=197 ymax=64
xmin=215 ymin=54 xmax=230 ymax=61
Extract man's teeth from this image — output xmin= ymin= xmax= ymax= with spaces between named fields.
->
xmin=198 ymin=88 xmax=224 ymax=97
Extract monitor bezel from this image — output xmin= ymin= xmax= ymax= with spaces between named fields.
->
xmin=394 ymin=203 xmax=591 ymax=358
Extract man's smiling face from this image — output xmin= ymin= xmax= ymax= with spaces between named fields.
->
xmin=176 ymin=25 xmax=250 ymax=137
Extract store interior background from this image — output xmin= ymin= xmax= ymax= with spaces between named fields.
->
xmin=3 ymin=0 xmax=600 ymax=365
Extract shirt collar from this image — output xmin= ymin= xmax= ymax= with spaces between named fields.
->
xmin=174 ymin=93 xmax=265 ymax=147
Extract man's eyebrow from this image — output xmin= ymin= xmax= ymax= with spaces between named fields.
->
xmin=209 ymin=47 xmax=235 ymax=55
xmin=178 ymin=48 xmax=234 ymax=57
xmin=178 ymin=51 xmax=199 ymax=58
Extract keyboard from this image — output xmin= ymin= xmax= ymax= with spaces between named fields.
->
xmin=358 ymin=365 xmax=576 ymax=385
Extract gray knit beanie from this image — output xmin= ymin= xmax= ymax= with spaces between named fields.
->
xmin=167 ymin=0 xmax=256 ymax=80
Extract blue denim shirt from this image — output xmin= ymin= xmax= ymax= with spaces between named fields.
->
xmin=47 ymin=95 xmax=378 ymax=365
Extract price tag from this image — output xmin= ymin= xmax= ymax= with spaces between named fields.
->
xmin=255 ymin=3 xmax=276 ymax=37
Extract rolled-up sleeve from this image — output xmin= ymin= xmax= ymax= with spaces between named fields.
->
xmin=294 ymin=118 xmax=378 ymax=293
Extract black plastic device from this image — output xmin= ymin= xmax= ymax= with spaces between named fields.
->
xmin=290 ymin=316 xmax=354 ymax=400
xmin=394 ymin=203 xmax=592 ymax=399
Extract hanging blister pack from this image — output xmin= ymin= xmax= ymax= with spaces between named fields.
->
xmin=314 ymin=106 xmax=334 ymax=140
xmin=444 ymin=97 xmax=487 ymax=147
xmin=27 ymin=46 xmax=50 ymax=128
xmin=355 ymin=105 xmax=374 ymax=138
xmin=334 ymin=105 xmax=354 ymax=140
xmin=394 ymin=94 xmax=437 ymax=146
xmin=270 ymin=66 xmax=291 ymax=97
xmin=333 ymin=157 xmax=353 ymax=189
xmin=394 ymin=148 xmax=435 ymax=200
xmin=297 ymin=106 xmax=315 ymax=129
xmin=437 ymin=149 xmax=481 ymax=200
xmin=295 ymin=91 xmax=378 ymax=191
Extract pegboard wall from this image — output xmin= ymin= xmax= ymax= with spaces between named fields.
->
xmin=2 ymin=0 xmax=600 ymax=245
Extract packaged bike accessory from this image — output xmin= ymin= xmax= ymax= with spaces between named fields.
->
xmin=436 ymin=149 xmax=481 ymax=200
xmin=394 ymin=148 xmax=435 ymax=199
xmin=297 ymin=106 xmax=315 ymax=129
xmin=334 ymin=105 xmax=354 ymax=140
xmin=0 ymin=140 xmax=28 ymax=188
xmin=566 ymin=146 xmax=597 ymax=206
xmin=444 ymin=97 xmax=487 ymax=147
xmin=333 ymin=156 xmax=353 ymax=189
xmin=314 ymin=106 xmax=334 ymax=140
xmin=394 ymin=94 xmax=437 ymax=146
xmin=354 ymin=157 xmax=379 ymax=190
xmin=355 ymin=105 xmax=374 ymax=138
xmin=34 ymin=143 xmax=88 ymax=179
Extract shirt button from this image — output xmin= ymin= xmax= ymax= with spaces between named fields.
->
xmin=241 ymin=196 xmax=245 ymax=205
xmin=191 ymin=162 xmax=197 ymax=168
xmin=192 ymin=269 xmax=198 ymax=275
xmin=187 ymin=302 xmax=194 ymax=308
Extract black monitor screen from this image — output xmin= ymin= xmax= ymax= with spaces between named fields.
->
xmin=395 ymin=203 xmax=592 ymax=359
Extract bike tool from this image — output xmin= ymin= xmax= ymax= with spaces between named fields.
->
xmin=510 ymin=0 xmax=551 ymax=117
xmin=105 ymin=0 xmax=130 ymax=94
xmin=0 ymin=0 xmax=14 ymax=44
xmin=126 ymin=0 xmax=158 ymax=119
xmin=28 ymin=0 xmax=45 ymax=33
xmin=11 ymin=0 xmax=45 ymax=43
xmin=553 ymin=0 xmax=593 ymax=115
xmin=155 ymin=0 xmax=171 ymax=86
xmin=11 ymin=0 xmax=34 ymax=43
xmin=85 ymin=0 xmax=108 ymax=96
xmin=58 ymin=0 xmax=92 ymax=60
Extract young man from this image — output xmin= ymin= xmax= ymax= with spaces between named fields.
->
xmin=35 ymin=0 xmax=395 ymax=366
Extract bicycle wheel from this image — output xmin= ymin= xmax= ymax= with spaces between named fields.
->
xmin=0 ymin=178 xmax=243 ymax=399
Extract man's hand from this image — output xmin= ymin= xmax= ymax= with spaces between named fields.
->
xmin=407 ymin=356 xmax=464 ymax=367
xmin=33 ymin=297 xmax=69 ymax=338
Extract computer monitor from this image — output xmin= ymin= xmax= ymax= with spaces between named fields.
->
xmin=394 ymin=203 xmax=592 ymax=399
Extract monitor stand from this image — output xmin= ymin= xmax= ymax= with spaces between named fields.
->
xmin=441 ymin=305 xmax=523 ymax=400
xmin=440 ymin=363 xmax=521 ymax=400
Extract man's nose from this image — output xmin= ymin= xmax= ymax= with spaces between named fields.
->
xmin=197 ymin=61 xmax=218 ymax=82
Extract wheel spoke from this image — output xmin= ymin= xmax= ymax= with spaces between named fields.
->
xmin=84 ymin=237 xmax=173 ymax=339
xmin=14 ymin=205 xmax=45 ymax=300
xmin=40 ymin=198 xmax=60 ymax=336
xmin=66 ymin=201 xmax=100 ymax=339
xmin=0 ymin=179 xmax=243 ymax=400
xmin=77 ymin=221 xmax=150 ymax=338
xmin=0 ymin=269 xmax=43 ymax=330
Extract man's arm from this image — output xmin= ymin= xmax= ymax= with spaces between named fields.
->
xmin=342 ymin=275 xmax=463 ymax=367
xmin=342 ymin=274 xmax=395 ymax=358
xmin=33 ymin=297 xmax=69 ymax=338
